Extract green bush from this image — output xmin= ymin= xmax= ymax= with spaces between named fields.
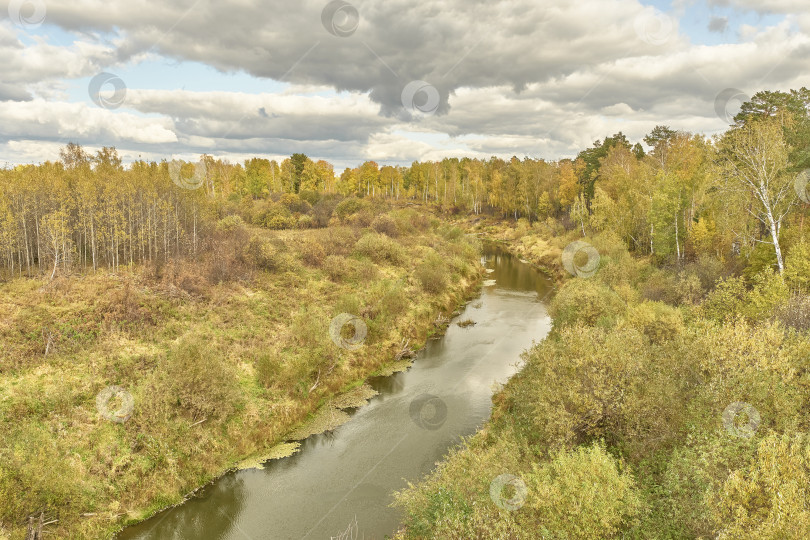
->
xmin=354 ymin=233 xmax=405 ymax=265
xmin=521 ymin=443 xmax=642 ymax=539
xmin=245 ymin=235 xmax=282 ymax=271
xmin=785 ymin=241 xmax=810 ymax=292
xmin=142 ymin=337 xmax=243 ymax=422
xmin=549 ymin=278 xmax=625 ymax=329
xmin=506 ymin=326 xmax=648 ymax=451
xmin=334 ymin=197 xmax=370 ymax=221
xmin=414 ymin=252 xmax=448 ymax=294
xmin=702 ymin=276 xmax=747 ymax=321
xmin=709 ymin=432 xmax=810 ymax=539
xmin=624 ymin=301 xmax=684 ymax=344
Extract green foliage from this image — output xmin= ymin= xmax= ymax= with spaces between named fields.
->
xmin=145 ymin=337 xmax=243 ymax=422
xmin=710 ymin=433 xmax=810 ymax=539
xmin=702 ymin=276 xmax=747 ymax=321
xmin=353 ymin=232 xmax=405 ymax=265
xmin=522 ymin=444 xmax=642 ymax=539
xmin=334 ymin=197 xmax=370 ymax=221
xmin=623 ymin=301 xmax=684 ymax=343
xmin=548 ymin=278 xmax=625 ymax=329
xmin=785 ymin=241 xmax=810 ymax=292
xmin=414 ymin=252 xmax=448 ymax=294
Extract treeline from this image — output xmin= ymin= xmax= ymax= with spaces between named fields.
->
xmin=1 ymin=88 xmax=808 ymax=278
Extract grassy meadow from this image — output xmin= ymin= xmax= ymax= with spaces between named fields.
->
xmin=0 ymin=205 xmax=483 ymax=539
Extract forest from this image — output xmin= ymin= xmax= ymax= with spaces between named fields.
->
xmin=2 ymin=89 xmax=808 ymax=281
xmin=1 ymin=87 xmax=809 ymax=538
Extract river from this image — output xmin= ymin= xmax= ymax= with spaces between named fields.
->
xmin=118 ymin=244 xmax=552 ymax=540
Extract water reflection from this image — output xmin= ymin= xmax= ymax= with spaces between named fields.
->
xmin=119 ymin=246 xmax=552 ymax=540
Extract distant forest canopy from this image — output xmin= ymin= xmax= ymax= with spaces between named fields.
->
xmin=1 ymin=88 xmax=808 ymax=278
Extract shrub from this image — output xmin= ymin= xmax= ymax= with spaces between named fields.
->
xmin=260 ymin=203 xmax=295 ymax=229
xmin=245 ymin=235 xmax=281 ymax=271
xmin=702 ymin=276 xmax=746 ymax=321
xmin=297 ymin=215 xmax=314 ymax=229
xmin=624 ymin=301 xmax=684 ymax=344
xmin=299 ymin=240 xmax=326 ymax=267
xmin=279 ymin=193 xmax=311 ymax=214
xmin=371 ymin=214 xmax=399 ymax=237
xmin=773 ymin=294 xmax=810 ymax=332
xmin=742 ymin=268 xmax=790 ymax=321
xmin=640 ymin=269 xmax=681 ymax=305
xmin=785 ymin=241 xmax=810 ymax=293
xmin=215 ymin=214 xmax=246 ymax=233
xmin=150 ymin=337 xmax=243 ymax=422
xmin=549 ymin=278 xmax=625 ymax=329
xmin=334 ymin=197 xmax=369 ymax=221
xmin=414 ymin=252 xmax=448 ymax=294
xmin=354 ymin=233 xmax=405 ymax=265
xmin=322 ymin=254 xmax=351 ymax=281
xmin=521 ymin=444 xmax=642 ymax=538
xmin=709 ymin=433 xmax=810 ymax=539
xmin=507 ymin=325 xmax=648 ymax=450
xmin=346 ymin=209 xmax=374 ymax=228
xmin=312 ymin=196 xmax=340 ymax=227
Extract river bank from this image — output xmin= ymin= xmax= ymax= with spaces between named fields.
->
xmin=117 ymin=243 xmax=553 ymax=539
xmin=0 ymin=209 xmax=483 ymax=539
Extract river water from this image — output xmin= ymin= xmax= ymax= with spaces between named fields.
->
xmin=118 ymin=244 xmax=552 ymax=540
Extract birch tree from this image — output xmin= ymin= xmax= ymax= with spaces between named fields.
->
xmin=719 ymin=119 xmax=795 ymax=273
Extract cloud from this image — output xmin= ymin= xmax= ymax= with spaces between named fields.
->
xmin=33 ymin=0 xmax=684 ymax=117
xmin=707 ymin=0 xmax=810 ymax=13
xmin=1 ymin=0 xmax=809 ymax=166
xmin=0 ymin=100 xmax=177 ymax=145
xmin=708 ymin=16 xmax=729 ymax=33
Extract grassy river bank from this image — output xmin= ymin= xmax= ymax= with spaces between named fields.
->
xmin=0 ymin=207 xmax=483 ymax=539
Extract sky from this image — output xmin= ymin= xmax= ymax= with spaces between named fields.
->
xmin=0 ymin=0 xmax=808 ymax=170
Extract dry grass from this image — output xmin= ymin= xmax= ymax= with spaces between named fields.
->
xmin=0 ymin=213 xmax=483 ymax=539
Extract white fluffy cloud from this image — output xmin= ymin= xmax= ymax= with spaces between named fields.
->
xmin=0 ymin=0 xmax=808 ymax=165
